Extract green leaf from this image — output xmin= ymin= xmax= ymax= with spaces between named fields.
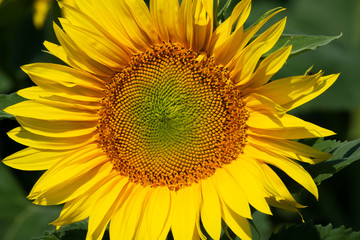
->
xmin=0 ymin=69 xmax=14 ymax=93
xmin=250 ymin=211 xmax=272 ymax=240
xmin=0 ymin=164 xmax=61 ymax=240
xmin=34 ymin=221 xmax=110 ymax=240
xmin=0 ymin=92 xmax=26 ymax=120
xmin=264 ymin=34 xmax=342 ymax=58
xmin=282 ymin=138 xmax=360 ymax=195
xmin=305 ymin=138 xmax=360 ymax=185
xmin=214 ymin=0 xmax=232 ymax=29
xmin=33 ymin=221 xmax=92 ymax=240
xmin=269 ymin=222 xmax=360 ymax=240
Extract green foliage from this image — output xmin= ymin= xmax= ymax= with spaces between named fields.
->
xmin=0 ymin=69 xmax=13 ymax=93
xmin=269 ymin=222 xmax=360 ymax=240
xmin=215 ymin=0 xmax=233 ymax=27
xmin=0 ymin=164 xmax=60 ymax=240
xmin=265 ymin=34 xmax=343 ymax=58
xmin=307 ymin=138 xmax=360 ymax=185
xmin=32 ymin=221 xmax=109 ymax=240
xmin=220 ymin=220 xmax=360 ymax=240
xmin=0 ymin=93 xmax=25 ymax=120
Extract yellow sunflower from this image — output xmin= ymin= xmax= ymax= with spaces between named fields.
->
xmin=33 ymin=0 xmax=53 ymax=29
xmin=33 ymin=0 xmax=71 ymax=29
xmin=3 ymin=0 xmax=339 ymax=239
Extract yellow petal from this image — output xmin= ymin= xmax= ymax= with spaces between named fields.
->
xmin=32 ymin=161 xmax=112 ymax=205
xmin=178 ymin=0 xmax=193 ymax=47
xmin=138 ymin=187 xmax=171 ymax=240
xmin=245 ymin=93 xmax=287 ymax=116
xmin=211 ymin=0 xmax=251 ymax=47
xmin=5 ymin=100 xmax=98 ymax=121
xmin=230 ymin=0 xmax=251 ymax=32
xmin=246 ymin=145 xmax=319 ymax=199
xmin=199 ymin=0 xmax=213 ymax=25
xmin=86 ymin=176 xmax=128 ymax=240
xmin=259 ymin=161 xmax=304 ymax=211
xmin=16 ymin=116 xmax=97 ymax=138
xmin=230 ymin=18 xmax=287 ymax=85
xmin=213 ymin=168 xmax=252 ymax=219
xmin=28 ymin=143 xmax=101 ymax=187
xmin=116 ymin=186 xmax=151 ymax=240
xmin=26 ymin=97 xmax=100 ymax=112
xmin=124 ymin=0 xmax=160 ymax=44
xmin=192 ymin=0 xmax=213 ymax=51
xmin=225 ymin=159 xmax=272 ymax=215
xmin=249 ymin=135 xmax=331 ymax=164
xmin=7 ymin=127 xmax=96 ymax=150
xmin=245 ymin=45 xmax=292 ymax=88
xmin=247 ymin=112 xmax=335 ymax=139
xmin=200 ymin=178 xmax=222 ymax=240
xmin=171 ymin=184 xmax=199 ymax=240
xmin=151 ymin=0 xmax=180 ymax=42
xmin=33 ymin=0 xmax=52 ymax=29
xmin=51 ymin=195 xmax=91 ymax=227
xmin=78 ymin=0 xmax=145 ymax=53
xmin=53 ymin=22 xmax=114 ymax=76
xmin=221 ymin=203 xmax=252 ymax=240
xmin=241 ymin=8 xmax=285 ymax=52
xmin=229 ymin=42 xmax=268 ymax=84
xmin=43 ymin=41 xmax=71 ymax=66
xmin=22 ymin=62 xmax=105 ymax=89
xmin=58 ymin=1 xmax=134 ymax=55
xmin=210 ymin=0 xmax=251 ymax=64
xmin=51 ymin=169 xmax=121 ymax=227
xmin=246 ymin=17 xmax=286 ymax=55
xmin=253 ymin=72 xmax=339 ymax=110
xmin=60 ymin=20 xmax=129 ymax=69
xmin=2 ymin=147 xmax=68 ymax=171
xmin=157 ymin=191 xmax=175 ymax=240
xmin=92 ymin=0 xmax=154 ymax=50
xmin=59 ymin=1 xmax=103 ymax=37
xmin=18 ymin=86 xmax=101 ymax=104
xmin=28 ymin=152 xmax=110 ymax=205
xmin=109 ymin=183 xmax=142 ymax=240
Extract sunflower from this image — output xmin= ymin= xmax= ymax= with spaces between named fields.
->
xmin=33 ymin=0 xmax=53 ymax=29
xmin=33 ymin=0 xmax=71 ymax=29
xmin=3 ymin=0 xmax=339 ymax=239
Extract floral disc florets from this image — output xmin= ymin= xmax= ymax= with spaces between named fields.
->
xmin=98 ymin=42 xmax=248 ymax=190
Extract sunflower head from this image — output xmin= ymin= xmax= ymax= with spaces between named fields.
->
xmin=3 ymin=0 xmax=339 ymax=239
xmin=97 ymin=42 xmax=249 ymax=190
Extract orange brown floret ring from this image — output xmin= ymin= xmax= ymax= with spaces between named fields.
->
xmin=98 ymin=42 xmax=248 ymax=190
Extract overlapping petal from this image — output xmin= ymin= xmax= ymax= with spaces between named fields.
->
xmin=171 ymin=184 xmax=200 ymax=239
xmin=245 ymin=144 xmax=319 ymax=199
xmin=86 ymin=176 xmax=129 ymax=240
xmin=3 ymin=147 xmax=69 ymax=171
xmin=225 ymin=158 xmax=272 ymax=215
xmin=247 ymin=111 xmax=335 ymax=139
xmin=5 ymin=100 xmax=98 ymax=121
xmin=201 ymin=178 xmax=222 ymax=240
xmin=250 ymin=72 xmax=339 ymax=110
xmin=136 ymin=187 xmax=172 ymax=240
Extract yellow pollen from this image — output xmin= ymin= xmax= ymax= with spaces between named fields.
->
xmin=98 ymin=42 xmax=248 ymax=190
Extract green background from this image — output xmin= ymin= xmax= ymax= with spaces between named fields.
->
xmin=0 ymin=0 xmax=359 ymax=239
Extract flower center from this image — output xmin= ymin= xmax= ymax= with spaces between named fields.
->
xmin=98 ymin=42 xmax=248 ymax=190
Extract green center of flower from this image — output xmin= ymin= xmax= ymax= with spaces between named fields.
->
xmin=98 ymin=42 xmax=248 ymax=190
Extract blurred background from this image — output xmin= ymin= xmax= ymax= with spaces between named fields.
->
xmin=0 ymin=0 xmax=359 ymax=239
